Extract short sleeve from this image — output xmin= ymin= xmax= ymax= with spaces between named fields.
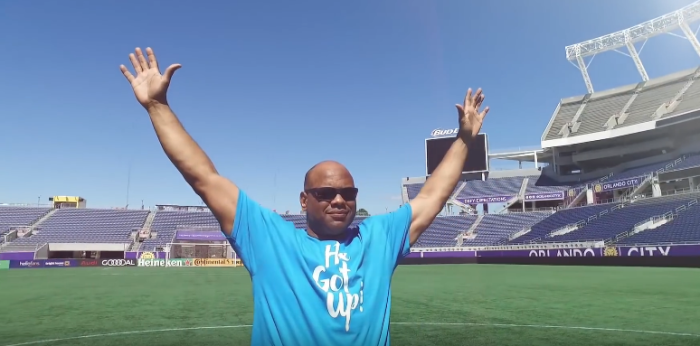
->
xmin=362 ymin=203 xmax=413 ymax=266
xmin=226 ymin=189 xmax=285 ymax=275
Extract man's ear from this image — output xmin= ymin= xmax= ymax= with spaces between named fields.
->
xmin=299 ymin=191 xmax=308 ymax=211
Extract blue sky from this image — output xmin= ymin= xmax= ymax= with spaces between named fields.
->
xmin=1 ymin=0 xmax=699 ymax=214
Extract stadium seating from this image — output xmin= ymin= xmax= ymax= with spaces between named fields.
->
xmin=544 ymin=68 xmax=697 ymax=140
xmin=4 ymin=209 xmax=148 ymax=249
xmin=143 ymin=211 xmax=220 ymax=251
xmin=546 ymin=194 xmax=698 ymax=243
xmin=617 ymin=202 xmax=700 ymax=245
xmin=509 ymin=203 xmax=617 ymax=244
xmin=406 ymin=184 xmax=422 ymax=200
xmin=525 ymin=175 xmax=568 ymax=194
xmin=465 ymin=212 xmax=550 ymax=246
xmin=455 ymin=177 xmax=523 ymax=200
xmin=0 ymin=206 xmax=50 ymax=234
xmin=415 ymin=215 xmax=476 ymax=247
xmin=666 ymin=153 xmax=700 ymax=172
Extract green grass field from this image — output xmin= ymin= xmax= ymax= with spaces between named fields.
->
xmin=1 ymin=264 xmax=699 ymax=346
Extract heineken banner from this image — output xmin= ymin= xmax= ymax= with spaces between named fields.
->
xmin=460 ymin=195 xmax=512 ymax=204
xmin=137 ymin=258 xmax=195 ymax=267
xmin=593 ymin=177 xmax=643 ymax=193
xmin=524 ymin=191 xmax=565 ymax=201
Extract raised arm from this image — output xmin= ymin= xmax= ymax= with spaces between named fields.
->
xmin=408 ymin=88 xmax=489 ymax=245
xmin=120 ymin=47 xmax=238 ymax=235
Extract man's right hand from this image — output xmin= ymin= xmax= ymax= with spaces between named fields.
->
xmin=120 ymin=47 xmax=181 ymax=109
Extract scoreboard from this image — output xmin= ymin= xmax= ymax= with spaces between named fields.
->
xmin=425 ymin=133 xmax=489 ymax=176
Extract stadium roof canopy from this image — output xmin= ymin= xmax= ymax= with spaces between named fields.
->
xmin=542 ymin=1 xmax=700 ymax=149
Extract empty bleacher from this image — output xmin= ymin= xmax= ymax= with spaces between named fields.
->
xmin=547 ymin=194 xmax=699 ymax=243
xmin=509 ymin=203 xmax=617 ymax=244
xmin=143 ymin=211 xmax=220 ymax=251
xmin=4 ymin=208 xmax=148 ymax=250
xmin=617 ymin=202 xmax=700 ymax=245
xmin=455 ymin=177 xmax=523 ymax=201
xmin=0 ymin=206 xmax=50 ymax=236
xmin=465 ymin=212 xmax=550 ymax=246
xmin=543 ymin=68 xmax=698 ymax=140
xmin=415 ymin=215 xmax=476 ymax=248
xmin=525 ymin=175 xmax=568 ymax=194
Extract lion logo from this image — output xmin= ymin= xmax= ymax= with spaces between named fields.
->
xmin=139 ymin=252 xmax=155 ymax=259
xmin=594 ymin=184 xmax=602 ymax=193
xmin=603 ymin=247 xmax=619 ymax=257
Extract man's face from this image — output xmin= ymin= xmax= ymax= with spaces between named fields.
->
xmin=301 ymin=164 xmax=357 ymax=237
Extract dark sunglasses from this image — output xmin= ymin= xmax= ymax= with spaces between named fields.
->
xmin=305 ymin=187 xmax=358 ymax=202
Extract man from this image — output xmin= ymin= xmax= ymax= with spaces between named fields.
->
xmin=120 ymin=47 xmax=489 ymax=346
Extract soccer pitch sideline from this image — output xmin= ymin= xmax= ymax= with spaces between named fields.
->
xmin=1 ymin=265 xmax=698 ymax=346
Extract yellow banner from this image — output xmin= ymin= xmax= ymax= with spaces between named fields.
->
xmin=193 ymin=258 xmax=240 ymax=267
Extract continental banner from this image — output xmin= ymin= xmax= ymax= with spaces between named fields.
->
xmin=193 ymin=258 xmax=241 ymax=267
xmin=0 ymin=260 xmax=9 ymax=270
xmin=138 ymin=258 xmax=194 ymax=267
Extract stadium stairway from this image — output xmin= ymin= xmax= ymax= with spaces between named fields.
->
xmin=31 ymin=209 xmax=57 ymax=228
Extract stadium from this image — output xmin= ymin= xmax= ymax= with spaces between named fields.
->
xmin=3 ymin=4 xmax=700 ymax=346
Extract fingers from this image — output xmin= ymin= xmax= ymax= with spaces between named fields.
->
xmin=129 ymin=53 xmax=142 ymax=74
xmin=464 ymin=88 xmax=472 ymax=107
xmin=163 ymin=64 xmax=182 ymax=82
xmin=480 ymin=106 xmax=490 ymax=120
xmin=135 ymin=48 xmax=149 ymax=71
xmin=146 ymin=47 xmax=159 ymax=72
xmin=120 ymin=65 xmax=135 ymax=83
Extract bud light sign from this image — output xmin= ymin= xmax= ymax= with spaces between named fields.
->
xmin=431 ymin=128 xmax=459 ymax=137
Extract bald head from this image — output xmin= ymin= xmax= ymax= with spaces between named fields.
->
xmin=301 ymin=161 xmax=357 ymax=239
xmin=304 ymin=161 xmax=354 ymax=190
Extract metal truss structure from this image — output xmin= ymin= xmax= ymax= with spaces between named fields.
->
xmin=565 ymin=1 xmax=700 ymax=94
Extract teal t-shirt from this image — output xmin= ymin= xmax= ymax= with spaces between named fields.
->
xmin=228 ymin=190 xmax=412 ymax=346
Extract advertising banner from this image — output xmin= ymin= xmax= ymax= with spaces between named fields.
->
xmin=9 ymin=259 xmax=78 ymax=268
xmin=476 ymin=248 xmax=602 ymax=258
xmin=0 ymin=252 xmax=35 ymax=261
xmin=138 ymin=258 xmax=194 ymax=267
xmin=0 ymin=260 xmax=9 ymax=270
xmin=593 ymin=177 xmax=643 ymax=193
xmin=459 ymin=195 xmax=512 ymax=204
xmin=475 ymin=245 xmax=700 ymax=258
xmin=100 ymin=259 xmax=137 ymax=267
xmin=44 ymin=260 xmax=77 ymax=267
xmin=602 ymin=245 xmax=700 ymax=257
xmin=176 ymin=231 xmax=226 ymax=241
xmin=524 ymin=191 xmax=565 ymax=201
xmin=78 ymin=259 xmax=100 ymax=267
xmin=124 ymin=251 xmax=168 ymax=260
xmin=193 ymin=258 xmax=239 ymax=267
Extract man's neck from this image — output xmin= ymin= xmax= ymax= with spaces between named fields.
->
xmin=306 ymin=227 xmax=347 ymax=242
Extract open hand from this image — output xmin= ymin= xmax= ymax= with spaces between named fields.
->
xmin=120 ymin=47 xmax=181 ymax=108
xmin=455 ymin=88 xmax=489 ymax=142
